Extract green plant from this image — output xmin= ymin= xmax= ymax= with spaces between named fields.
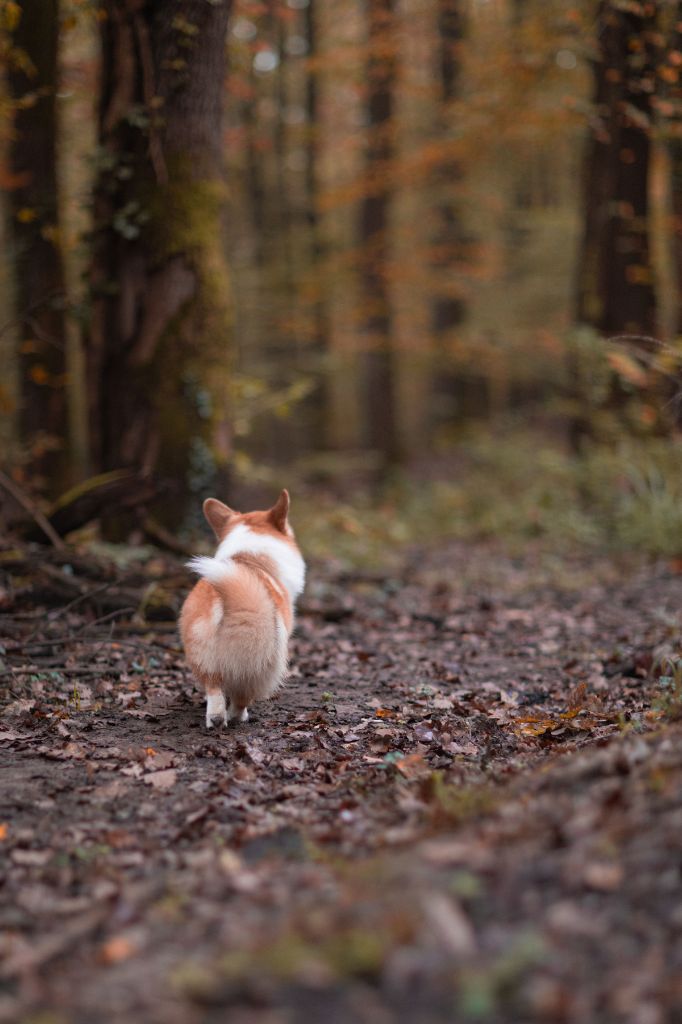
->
xmin=292 ymin=429 xmax=682 ymax=566
xmin=653 ymin=655 xmax=682 ymax=721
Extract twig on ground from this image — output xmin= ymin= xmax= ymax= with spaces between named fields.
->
xmin=0 ymin=907 xmax=110 ymax=980
xmin=0 ymin=665 xmax=122 ymax=679
xmin=48 ymin=579 xmax=122 ymax=623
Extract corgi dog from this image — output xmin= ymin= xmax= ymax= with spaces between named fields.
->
xmin=180 ymin=490 xmax=306 ymax=728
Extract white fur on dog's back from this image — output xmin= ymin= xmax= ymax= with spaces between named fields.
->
xmin=185 ymin=555 xmax=236 ymax=587
xmin=187 ymin=524 xmax=305 ymax=600
xmin=215 ymin=523 xmax=305 ymax=600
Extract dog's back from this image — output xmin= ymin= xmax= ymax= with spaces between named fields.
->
xmin=179 ymin=489 xmax=305 ymax=727
xmin=179 ymin=566 xmax=287 ymax=707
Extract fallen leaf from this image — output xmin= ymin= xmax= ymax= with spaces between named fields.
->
xmin=422 ymin=892 xmax=477 ymax=956
xmin=607 ymin=350 xmax=649 ymax=387
xmin=11 ymin=849 xmax=50 ymax=866
xmin=98 ymin=935 xmax=136 ymax=964
xmin=145 ymin=751 xmax=175 ymax=770
xmin=396 ymin=753 xmax=429 ymax=779
xmin=583 ymin=862 xmax=624 ymax=892
xmin=515 ymin=715 xmax=559 ymax=737
xmin=144 ymin=769 xmax=177 ymax=790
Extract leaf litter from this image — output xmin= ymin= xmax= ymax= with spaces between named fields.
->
xmin=1 ymin=539 xmax=682 ymax=1021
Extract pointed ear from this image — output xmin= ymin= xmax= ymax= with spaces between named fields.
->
xmin=267 ymin=489 xmax=290 ymax=533
xmin=203 ymin=498 xmax=235 ymax=539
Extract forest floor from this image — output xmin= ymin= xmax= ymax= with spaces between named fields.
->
xmin=2 ymin=539 xmax=682 ymax=1024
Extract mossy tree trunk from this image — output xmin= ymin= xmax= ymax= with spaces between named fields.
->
xmin=6 ymin=0 xmax=68 ymax=494
xmin=576 ymin=0 xmax=658 ymax=336
xmin=88 ymin=0 xmax=233 ymax=526
xmin=360 ymin=0 xmax=400 ymax=468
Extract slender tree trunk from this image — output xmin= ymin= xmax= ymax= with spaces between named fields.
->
xmin=671 ymin=140 xmax=682 ymax=335
xmin=304 ymin=0 xmax=330 ymax=447
xmin=665 ymin=2 xmax=682 ymax=336
xmin=6 ymin=0 xmax=68 ymax=493
xmin=360 ymin=0 xmax=399 ymax=466
xmin=430 ymin=0 xmax=466 ymax=431
xmin=243 ymin=76 xmax=266 ymax=268
xmin=273 ymin=16 xmax=297 ymax=373
xmin=88 ymin=0 xmax=232 ymax=525
xmin=576 ymin=0 xmax=658 ymax=336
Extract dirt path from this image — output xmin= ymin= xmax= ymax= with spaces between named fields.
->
xmin=1 ymin=543 xmax=682 ymax=1023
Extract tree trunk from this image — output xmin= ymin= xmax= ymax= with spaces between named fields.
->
xmin=664 ymin=2 xmax=682 ymax=336
xmin=430 ymin=0 xmax=466 ymax=431
xmin=360 ymin=0 xmax=399 ymax=467
xmin=576 ymin=0 xmax=658 ymax=336
xmin=88 ymin=0 xmax=232 ymax=526
xmin=6 ymin=0 xmax=68 ymax=494
xmin=304 ymin=0 xmax=330 ymax=447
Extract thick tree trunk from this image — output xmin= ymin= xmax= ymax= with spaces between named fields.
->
xmin=88 ymin=0 xmax=232 ymax=525
xmin=576 ymin=0 xmax=657 ymax=336
xmin=6 ymin=0 xmax=68 ymax=493
xmin=360 ymin=0 xmax=399 ymax=466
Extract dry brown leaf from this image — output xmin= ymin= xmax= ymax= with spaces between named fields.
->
xmin=98 ymin=935 xmax=136 ymax=965
xmin=583 ymin=862 xmax=624 ymax=892
xmin=515 ymin=715 xmax=559 ymax=737
xmin=422 ymin=892 xmax=477 ymax=956
xmin=145 ymin=751 xmax=175 ymax=770
xmin=11 ymin=849 xmax=50 ymax=866
xmin=396 ymin=753 xmax=429 ymax=779
xmin=144 ymin=768 xmax=177 ymax=790
xmin=607 ymin=350 xmax=649 ymax=387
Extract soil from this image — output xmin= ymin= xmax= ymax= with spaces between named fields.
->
xmin=1 ymin=540 xmax=682 ymax=1024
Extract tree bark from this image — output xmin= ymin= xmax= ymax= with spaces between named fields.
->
xmin=664 ymin=2 xmax=682 ymax=336
xmin=360 ymin=0 xmax=399 ymax=467
xmin=303 ymin=0 xmax=330 ymax=447
xmin=430 ymin=0 xmax=466 ymax=430
xmin=88 ymin=0 xmax=232 ymax=525
xmin=6 ymin=0 xmax=68 ymax=493
xmin=576 ymin=0 xmax=658 ymax=336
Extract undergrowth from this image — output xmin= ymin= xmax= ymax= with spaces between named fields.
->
xmin=294 ymin=431 xmax=682 ymax=566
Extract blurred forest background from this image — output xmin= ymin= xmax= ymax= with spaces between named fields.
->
xmin=1 ymin=0 xmax=682 ymax=559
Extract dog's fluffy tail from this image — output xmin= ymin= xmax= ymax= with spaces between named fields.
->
xmin=186 ymin=556 xmax=234 ymax=587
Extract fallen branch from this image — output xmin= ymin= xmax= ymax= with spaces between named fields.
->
xmin=17 ymin=469 xmax=159 ymax=543
xmin=0 ymin=469 xmax=65 ymax=550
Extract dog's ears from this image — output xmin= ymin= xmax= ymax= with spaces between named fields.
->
xmin=267 ymin=489 xmax=290 ymax=533
xmin=203 ymin=498 xmax=236 ymax=539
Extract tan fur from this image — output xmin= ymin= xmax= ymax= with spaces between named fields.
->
xmin=232 ymin=553 xmax=293 ymax=632
xmin=179 ymin=490 xmax=304 ymax=727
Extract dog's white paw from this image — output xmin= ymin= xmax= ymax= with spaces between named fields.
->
xmin=226 ymin=704 xmax=249 ymax=724
xmin=206 ymin=692 xmax=227 ymax=729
